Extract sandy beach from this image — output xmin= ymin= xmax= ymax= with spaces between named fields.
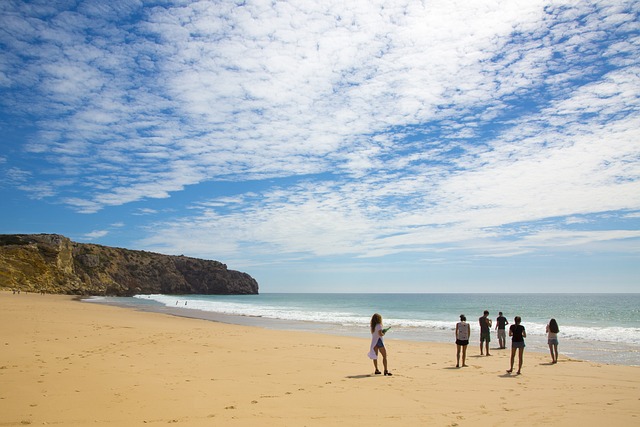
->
xmin=1 ymin=292 xmax=638 ymax=426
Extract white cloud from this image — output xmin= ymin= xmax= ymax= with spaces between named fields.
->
xmin=3 ymin=0 xmax=556 ymax=205
xmin=82 ymin=230 xmax=109 ymax=240
xmin=134 ymin=208 xmax=158 ymax=216
xmin=6 ymin=167 xmax=31 ymax=184
xmin=1 ymin=0 xmax=638 ymax=263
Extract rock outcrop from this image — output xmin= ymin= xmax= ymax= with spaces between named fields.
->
xmin=0 ymin=234 xmax=259 ymax=296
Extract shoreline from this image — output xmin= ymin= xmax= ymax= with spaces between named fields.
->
xmin=1 ymin=291 xmax=638 ymax=426
xmin=88 ymin=294 xmax=639 ymax=367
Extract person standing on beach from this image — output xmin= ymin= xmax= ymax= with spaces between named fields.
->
xmin=455 ymin=314 xmax=470 ymax=368
xmin=496 ymin=312 xmax=509 ymax=349
xmin=507 ymin=316 xmax=526 ymax=375
xmin=479 ymin=310 xmax=492 ymax=356
xmin=546 ymin=318 xmax=560 ymax=364
xmin=368 ymin=313 xmax=392 ymax=376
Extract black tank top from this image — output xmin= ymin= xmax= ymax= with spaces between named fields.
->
xmin=510 ymin=324 xmax=525 ymax=342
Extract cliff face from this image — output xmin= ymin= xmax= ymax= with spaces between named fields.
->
xmin=0 ymin=234 xmax=259 ymax=296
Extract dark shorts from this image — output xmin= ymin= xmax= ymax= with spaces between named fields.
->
xmin=375 ymin=338 xmax=384 ymax=348
xmin=456 ymin=339 xmax=469 ymax=346
xmin=512 ymin=341 xmax=525 ymax=349
xmin=480 ymin=331 xmax=491 ymax=342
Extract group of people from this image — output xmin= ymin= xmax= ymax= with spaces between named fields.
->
xmin=367 ymin=311 xmax=560 ymax=377
xmin=456 ymin=310 xmax=561 ymax=374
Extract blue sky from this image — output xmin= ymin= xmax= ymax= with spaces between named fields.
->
xmin=1 ymin=0 xmax=639 ymax=293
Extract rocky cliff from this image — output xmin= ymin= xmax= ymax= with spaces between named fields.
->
xmin=0 ymin=234 xmax=259 ymax=296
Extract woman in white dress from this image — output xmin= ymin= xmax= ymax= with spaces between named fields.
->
xmin=368 ymin=313 xmax=392 ymax=376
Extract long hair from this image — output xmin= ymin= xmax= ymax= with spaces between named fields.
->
xmin=371 ymin=313 xmax=382 ymax=333
xmin=549 ymin=318 xmax=559 ymax=333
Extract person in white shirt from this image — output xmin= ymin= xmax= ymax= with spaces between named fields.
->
xmin=546 ymin=318 xmax=560 ymax=364
xmin=455 ymin=314 xmax=471 ymax=368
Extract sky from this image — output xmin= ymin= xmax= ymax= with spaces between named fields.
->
xmin=1 ymin=0 xmax=639 ymax=293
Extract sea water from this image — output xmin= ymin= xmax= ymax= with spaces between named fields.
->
xmin=89 ymin=293 xmax=640 ymax=366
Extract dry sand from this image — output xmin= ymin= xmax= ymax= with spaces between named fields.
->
xmin=0 ymin=291 xmax=638 ymax=426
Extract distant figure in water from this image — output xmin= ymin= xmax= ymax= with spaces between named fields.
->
xmin=368 ymin=313 xmax=392 ymax=376
xmin=455 ymin=314 xmax=470 ymax=368
xmin=507 ymin=316 xmax=526 ymax=375
xmin=546 ymin=318 xmax=560 ymax=364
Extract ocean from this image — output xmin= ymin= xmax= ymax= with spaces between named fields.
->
xmin=88 ymin=293 xmax=640 ymax=366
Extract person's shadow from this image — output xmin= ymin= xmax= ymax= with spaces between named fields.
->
xmin=345 ymin=374 xmax=375 ymax=379
xmin=500 ymin=372 xmax=520 ymax=378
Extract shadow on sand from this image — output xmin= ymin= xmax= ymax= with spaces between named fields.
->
xmin=345 ymin=374 xmax=376 ymax=379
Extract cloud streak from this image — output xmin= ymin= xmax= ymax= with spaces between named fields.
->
xmin=0 ymin=0 xmax=638 ymax=271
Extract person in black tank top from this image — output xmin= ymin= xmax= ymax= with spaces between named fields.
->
xmin=507 ymin=316 xmax=526 ymax=375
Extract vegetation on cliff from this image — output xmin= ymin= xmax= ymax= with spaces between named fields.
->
xmin=0 ymin=234 xmax=259 ymax=296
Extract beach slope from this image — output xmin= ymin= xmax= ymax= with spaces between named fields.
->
xmin=0 ymin=292 xmax=637 ymax=426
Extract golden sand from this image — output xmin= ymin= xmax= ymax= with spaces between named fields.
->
xmin=0 ymin=292 xmax=638 ymax=426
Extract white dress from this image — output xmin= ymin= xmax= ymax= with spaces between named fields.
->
xmin=368 ymin=323 xmax=383 ymax=359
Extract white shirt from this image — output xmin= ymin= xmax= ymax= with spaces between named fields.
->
xmin=456 ymin=321 xmax=470 ymax=341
